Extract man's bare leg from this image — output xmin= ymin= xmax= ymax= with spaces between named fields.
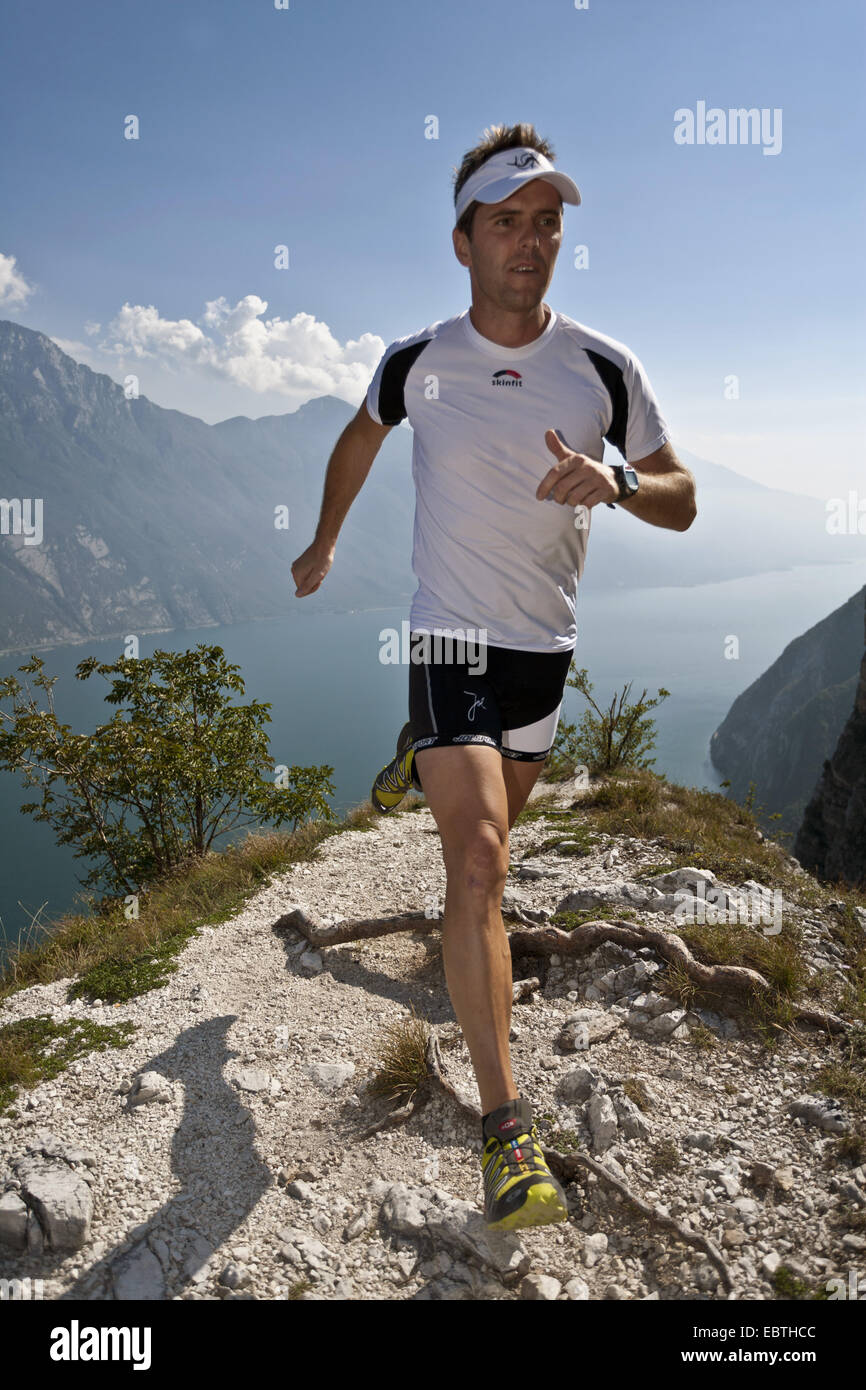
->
xmin=413 ymin=743 xmax=544 ymax=1117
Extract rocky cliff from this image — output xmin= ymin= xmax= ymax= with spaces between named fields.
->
xmin=709 ymin=587 xmax=866 ymax=844
xmin=795 ymin=599 xmax=866 ymax=888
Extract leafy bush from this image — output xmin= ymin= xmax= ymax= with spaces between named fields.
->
xmin=548 ymin=665 xmax=670 ymax=776
xmin=0 ymin=645 xmax=335 ymax=899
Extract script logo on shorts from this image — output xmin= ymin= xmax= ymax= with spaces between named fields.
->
xmin=492 ymin=369 xmax=522 ymax=388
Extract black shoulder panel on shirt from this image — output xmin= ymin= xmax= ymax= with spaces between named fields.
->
xmin=584 ymin=349 xmax=628 ymax=457
xmin=378 ymin=339 xmax=433 ymax=425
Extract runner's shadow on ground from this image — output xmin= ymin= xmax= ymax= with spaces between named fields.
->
xmin=55 ymin=1015 xmax=272 ymax=1300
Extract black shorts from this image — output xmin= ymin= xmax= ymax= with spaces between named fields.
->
xmin=407 ymin=630 xmax=574 ymax=763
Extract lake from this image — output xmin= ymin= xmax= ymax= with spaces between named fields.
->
xmin=1 ymin=557 xmax=865 ymax=967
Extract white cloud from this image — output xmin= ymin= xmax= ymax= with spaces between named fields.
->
xmin=95 ymin=294 xmax=385 ymax=407
xmin=0 ymin=252 xmax=36 ymax=308
xmin=0 ymin=253 xmax=385 ymax=410
xmin=100 ymin=303 xmax=209 ymax=360
xmin=49 ymin=337 xmax=100 ymax=365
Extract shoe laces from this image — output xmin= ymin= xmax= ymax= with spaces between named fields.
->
xmin=485 ymin=1123 xmax=545 ymax=1181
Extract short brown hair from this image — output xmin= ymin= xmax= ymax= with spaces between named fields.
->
xmin=452 ymin=122 xmax=557 ymax=241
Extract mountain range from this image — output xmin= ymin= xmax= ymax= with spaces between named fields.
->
xmin=1 ymin=318 xmax=863 ymax=655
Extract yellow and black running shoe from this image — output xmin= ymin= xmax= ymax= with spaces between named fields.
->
xmin=371 ymin=721 xmax=423 ymax=814
xmin=481 ymin=1098 xmax=570 ymax=1231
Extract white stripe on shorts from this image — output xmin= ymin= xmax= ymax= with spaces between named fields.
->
xmin=501 ymin=700 xmax=563 ymax=758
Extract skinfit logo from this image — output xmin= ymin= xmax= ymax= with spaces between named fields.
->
xmin=492 ymin=369 xmax=522 ymax=388
xmin=507 ymin=152 xmax=540 ymax=169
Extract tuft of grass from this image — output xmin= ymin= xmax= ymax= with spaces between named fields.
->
xmin=772 ymin=1265 xmax=830 ymax=1300
xmin=657 ymin=960 xmax=700 ymax=1015
xmin=811 ymin=1059 xmax=866 ymax=1110
xmin=831 ymin=1130 xmax=865 ymax=1165
xmin=576 ymin=772 xmax=663 ymax=817
xmin=544 ymin=1125 xmax=582 ymax=1153
xmin=0 ymin=1013 xmax=137 ymax=1116
xmin=621 ymin=1076 xmax=654 ymax=1111
xmin=648 ymin=1138 xmax=682 ymax=1175
xmin=364 ymin=1002 xmax=432 ymax=1107
xmin=687 ymin=1022 xmax=719 ymax=1053
xmin=837 ymin=940 xmax=866 ymax=1022
xmin=533 ymin=1109 xmax=582 ymax=1152
xmin=287 ymin=1278 xmax=314 ymax=1299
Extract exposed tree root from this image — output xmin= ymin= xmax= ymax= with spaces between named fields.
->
xmin=506 ymin=919 xmax=849 ymax=1036
xmin=276 ymin=904 xmax=849 ymax=1036
xmin=275 ymin=905 xmax=438 ymax=946
xmin=356 ymin=1095 xmax=424 ymax=1141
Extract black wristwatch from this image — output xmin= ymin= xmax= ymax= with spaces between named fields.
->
xmin=606 ymin=463 xmax=640 ymax=508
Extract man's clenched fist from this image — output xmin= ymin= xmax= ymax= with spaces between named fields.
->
xmin=536 ymin=428 xmax=619 ymax=508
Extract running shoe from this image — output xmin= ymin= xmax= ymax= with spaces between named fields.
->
xmin=371 ymin=720 xmax=423 ymax=814
xmin=481 ymin=1097 xmax=570 ymax=1231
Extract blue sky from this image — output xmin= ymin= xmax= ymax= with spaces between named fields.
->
xmin=2 ymin=0 xmax=864 ymax=497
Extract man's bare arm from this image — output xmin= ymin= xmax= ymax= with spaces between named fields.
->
xmin=615 ymin=441 xmax=697 ymax=531
xmin=537 ymin=430 xmax=697 ymax=533
xmin=292 ymin=401 xmax=394 ymax=596
xmin=314 ymin=400 xmax=395 ymax=547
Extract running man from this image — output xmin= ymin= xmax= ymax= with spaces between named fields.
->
xmin=291 ymin=122 xmax=697 ymax=1232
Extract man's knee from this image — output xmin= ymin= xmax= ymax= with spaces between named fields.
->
xmin=446 ymin=820 xmax=509 ymax=892
xmin=414 ymin=745 xmax=509 ymax=884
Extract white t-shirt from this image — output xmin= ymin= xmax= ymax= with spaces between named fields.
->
xmin=364 ymin=305 xmax=670 ymax=653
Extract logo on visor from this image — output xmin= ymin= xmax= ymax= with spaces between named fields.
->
xmin=507 ymin=152 xmax=541 ymax=169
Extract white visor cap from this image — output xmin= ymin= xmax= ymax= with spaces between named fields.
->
xmin=454 ymin=147 xmax=581 ymax=224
